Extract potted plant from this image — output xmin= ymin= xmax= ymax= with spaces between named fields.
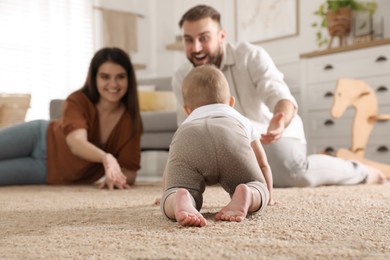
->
xmin=312 ymin=0 xmax=377 ymax=48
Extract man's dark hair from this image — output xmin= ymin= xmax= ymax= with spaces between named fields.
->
xmin=179 ymin=5 xmax=221 ymax=28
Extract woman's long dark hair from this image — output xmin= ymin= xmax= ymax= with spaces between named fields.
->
xmin=81 ymin=47 xmax=142 ymax=137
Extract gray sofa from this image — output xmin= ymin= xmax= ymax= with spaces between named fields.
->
xmin=137 ymin=77 xmax=177 ymax=151
xmin=49 ymin=77 xmax=177 ymax=151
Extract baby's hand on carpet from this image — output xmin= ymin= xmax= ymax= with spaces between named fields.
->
xmin=268 ymin=199 xmax=279 ymax=206
xmin=154 ymin=197 xmax=161 ymax=205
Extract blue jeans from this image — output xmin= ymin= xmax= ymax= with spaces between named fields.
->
xmin=0 ymin=120 xmax=49 ymax=185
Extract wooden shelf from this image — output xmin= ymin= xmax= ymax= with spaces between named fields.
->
xmin=134 ymin=63 xmax=146 ymax=70
xmin=300 ymin=38 xmax=390 ymax=58
xmin=165 ymin=42 xmax=183 ymax=51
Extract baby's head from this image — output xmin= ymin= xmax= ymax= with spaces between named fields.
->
xmin=182 ymin=64 xmax=233 ymax=114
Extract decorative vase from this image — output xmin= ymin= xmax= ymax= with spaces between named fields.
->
xmin=326 ymin=7 xmax=352 ymax=48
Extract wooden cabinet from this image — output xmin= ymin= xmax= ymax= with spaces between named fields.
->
xmin=300 ymin=39 xmax=390 ymax=164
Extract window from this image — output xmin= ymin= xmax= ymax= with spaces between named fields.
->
xmin=0 ymin=0 xmax=94 ymax=120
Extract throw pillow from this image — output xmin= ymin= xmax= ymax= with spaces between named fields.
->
xmin=138 ymin=90 xmax=176 ymax=112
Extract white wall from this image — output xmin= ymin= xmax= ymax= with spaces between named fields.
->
xmin=93 ymin=0 xmax=153 ymax=78
xmin=261 ymin=0 xmax=390 ymax=64
xmin=97 ymin=0 xmax=390 ymax=79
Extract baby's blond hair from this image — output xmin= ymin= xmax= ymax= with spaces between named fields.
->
xmin=182 ymin=64 xmax=231 ymax=111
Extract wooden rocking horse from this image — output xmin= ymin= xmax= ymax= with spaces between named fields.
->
xmin=331 ymin=78 xmax=390 ymax=179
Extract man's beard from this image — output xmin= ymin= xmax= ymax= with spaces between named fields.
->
xmin=188 ymin=45 xmax=223 ymax=68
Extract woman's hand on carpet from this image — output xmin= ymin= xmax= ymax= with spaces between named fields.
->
xmin=100 ymin=153 xmax=130 ymax=190
xmin=98 ymin=177 xmax=131 ymax=190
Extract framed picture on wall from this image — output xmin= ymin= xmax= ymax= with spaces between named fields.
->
xmin=235 ymin=0 xmax=299 ymax=43
xmin=353 ymin=11 xmax=373 ymax=37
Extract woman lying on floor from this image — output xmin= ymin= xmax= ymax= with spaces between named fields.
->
xmin=0 ymin=47 xmax=142 ymax=189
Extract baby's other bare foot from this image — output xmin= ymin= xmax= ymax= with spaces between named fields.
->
xmin=363 ymin=165 xmax=386 ymax=184
xmin=215 ymin=184 xmax=251 ymax=222
xmin=174 ymin=188 xmax=207 ymax=227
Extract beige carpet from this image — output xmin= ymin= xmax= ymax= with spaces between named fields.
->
xmin=1 ymin=180 xmax=389 ymax=259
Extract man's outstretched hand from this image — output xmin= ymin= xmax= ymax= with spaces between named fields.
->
xmin=260 ymin=112 xmax=285 ymax=144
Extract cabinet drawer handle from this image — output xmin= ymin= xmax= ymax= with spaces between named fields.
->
xmin=376 ymin=86 xmax=388 ymax=92
xmin=324 ymin=91 xmax=334 ymax=98
xmin=323 ymin=64 xmax=334 ymax=70
xmin=375 ymin=56 xmax=388 ymax=62
xmin=377 ymin=146 xmax=389 ymax=153
xmin=324 ymin=119 xmax=334 ymax=126
xmin=324 ymin=147 xmax=335 ymax=153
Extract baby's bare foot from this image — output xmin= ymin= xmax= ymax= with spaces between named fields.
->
xmin=174 ymin=189 xmax=207 ymax=227
xmin=215 ymin=184 xmax=251 ymax=222
xmin=364 ymin=165 xmax=386 ymax=184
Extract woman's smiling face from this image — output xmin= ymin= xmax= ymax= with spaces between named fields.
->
xmin=96 ymin=61 xmax=128 ymax=104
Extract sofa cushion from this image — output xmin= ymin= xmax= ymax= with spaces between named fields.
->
xmin=138 ymin=77 xmax=172 ymax=91
xmin=141 ymin=110 xmax=177 ymax=132
xmin=49 ymin=99 xmax=64 ymax=119
xmin=141 ymin=132 xmax=175 ymax=150
xmin=138 ymin=90 xmax=176 ymax=112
